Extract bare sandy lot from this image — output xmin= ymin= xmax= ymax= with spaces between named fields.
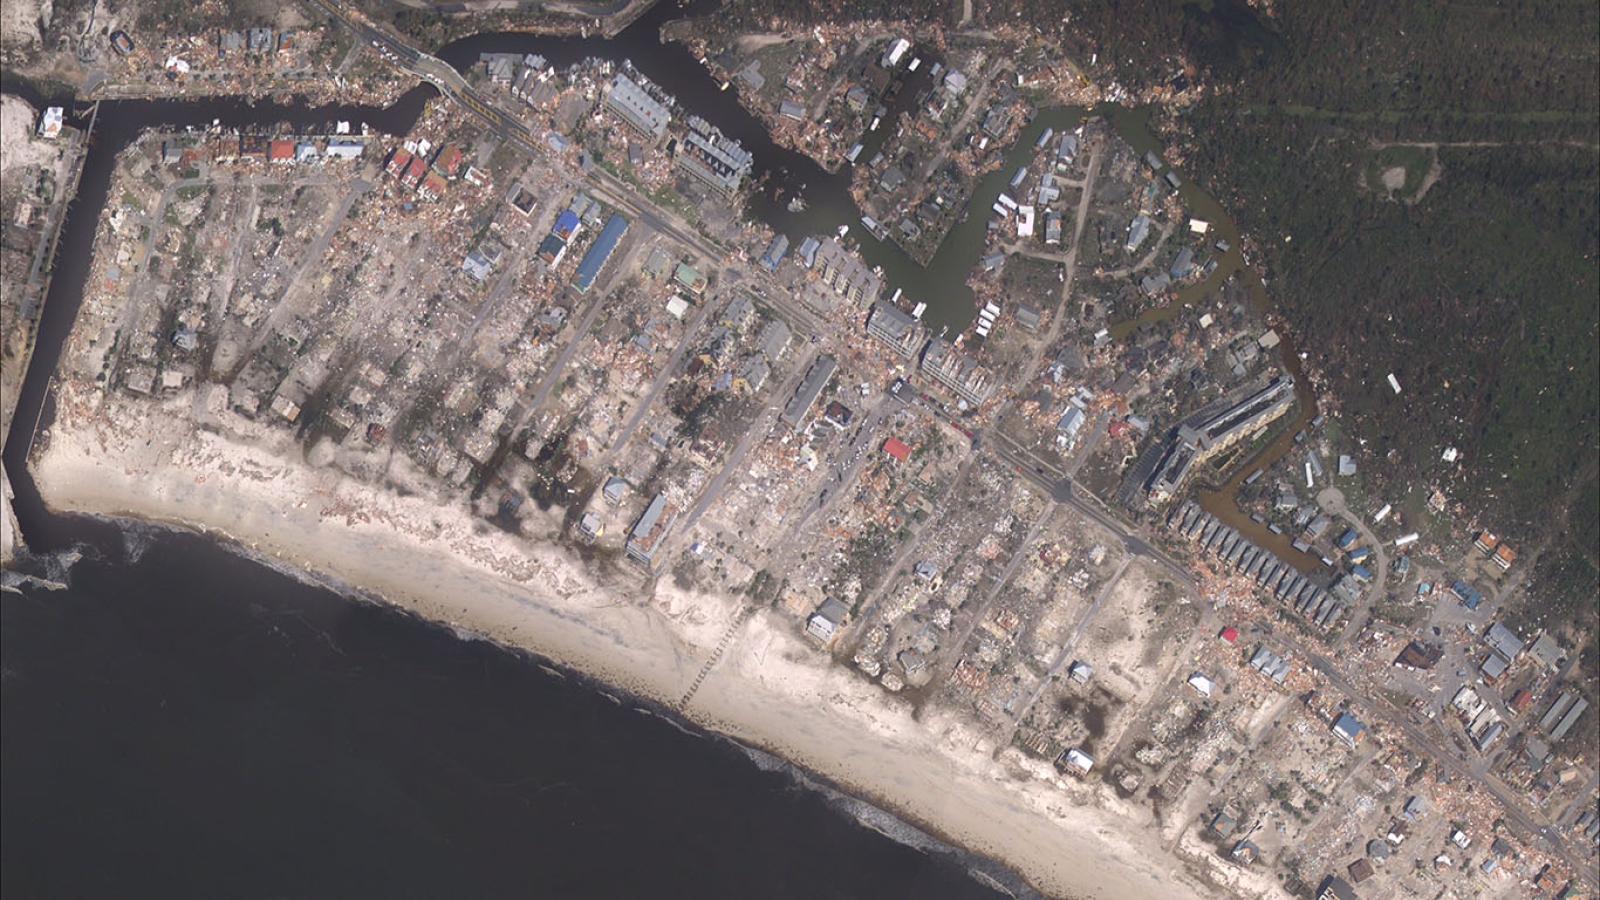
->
xmin=0 ymin=0 xmax=50 ymax=51
xmin=0 ymin=95 xmax=63 ymax=187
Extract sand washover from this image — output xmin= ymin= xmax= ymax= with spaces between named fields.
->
xmin=34 ymin=380 xmax=1234 ymax=900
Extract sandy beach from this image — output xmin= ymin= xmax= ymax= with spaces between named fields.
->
xmin=30 ymin=381 xmax=1258 ymax=900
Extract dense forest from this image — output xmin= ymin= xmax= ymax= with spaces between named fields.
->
xmin=1140 ymin=0 xmax=1599 ymax=619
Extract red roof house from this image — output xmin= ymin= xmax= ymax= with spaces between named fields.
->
xmin=433 ymin=144 xmax=463 ymax=177
xmin=268 ymin=139 xmax=295 ymax=163
xmin=882 ymin=436 xmax=911 ymax=462
xmin=418 ymin=171 xmax=448 ymax=200
xmin=385 ymin=147 xmax=414 ymax=177
xmin=1510 ymin=688 xmax=1533 ymax=713
xmin=1108 ymin=420 xmax=1132 ymax=440
xmin=1494 ymin=544 xmax=1517 ymax=569
xmin=1220 ymin=626 xmax=1239 ymax=643
xmin=401 ymin=155 xmax=428 ymax=188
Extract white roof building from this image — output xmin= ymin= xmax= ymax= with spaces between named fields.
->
xmin=37 ymin=107 xmax=64 ymax=139
xmin=1063 ymin=748 xmax=1094 ymax=773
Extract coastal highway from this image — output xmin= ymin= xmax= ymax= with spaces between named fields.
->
xmin=982 ymin=430 xmax=1197 ymax=590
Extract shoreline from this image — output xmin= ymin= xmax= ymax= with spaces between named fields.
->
xmin=31 ymin=382 xmax=1226 ymax=900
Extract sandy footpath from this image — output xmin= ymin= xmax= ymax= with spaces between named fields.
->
xmin=32 ymin=382 xmax=1226 ymax=900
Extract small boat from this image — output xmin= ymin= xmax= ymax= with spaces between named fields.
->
xmin=860 ymin=216 xmax=889 ymax=241
xmin=837 ymin=225 xmax=850 ymax=238
xmin=911 ymin=302 xmax=926 ymax=319
xmin=890 ymin=288 xmax=903 ymax=305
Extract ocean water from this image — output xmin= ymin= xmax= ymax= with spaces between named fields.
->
xmin=1 ymin=529 xmax=1022 ymax=900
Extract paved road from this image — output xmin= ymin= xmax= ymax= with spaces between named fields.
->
xmin=786 ymin=392 xmax=897 ymax=535
xmin=1006 ymin=555 xmax=1132 ymax=728
xmin=1022 ymin=132 xmax=1104 ymax=381
xmin=308 ymin=0 xmax=543 ymax=156
xmin=836 ymin=448 xmax=983 ymax=654
xmin=1318 ymin=486 xmax=1389 ymax=648
xmin=601 ymin=298 xmax=716 ymax=462
xmin=984 ymin=432 xmax=1197 ymax=590
xmin=516 ymin=288 xmax=611 ymax=425
xmin=666 ymin=348 xmax=818 ymax=556
xmin=229 ymin=179 xmax=372 ymax=378
xmin=917 ymin=498 xmax=1059 ymax=698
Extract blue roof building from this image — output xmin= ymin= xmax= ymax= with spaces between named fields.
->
xmin=1331 ymin=711 xmax=1367 ymax=748
xmin=572 ymin=215 xmax=629 ymax=293
xmin=1451 ymin=580 xmax=1485 ymax=609
xmin=1336 ymin=529 xmax=1359 ymax=550
xmin=552 ymin=209 xmax=581 ymax=241
xmin=795 ymin=236 xmax=820 ymax=268
xmin=760 ymin=234 xmax=789 ymax=271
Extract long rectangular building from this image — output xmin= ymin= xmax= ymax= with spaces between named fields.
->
xmin=920 ymin=338 xmax=996 ymax=406
xmin=627 ymin=492 xmax=678 ymax=562
xmin=865 ymin=302 xmax=926 ymax=358
xmin=605 ymin=74 xmax=670 ymax=139
xmin=572 ymin=214 xmax=629 ymax=292
xmin=814 ymin=238 xmax=882 ymax=306
xmin=1147 ymin=376 xmax=1296 ymax=503
xmin=675 ymin=115 xmax=752 ymax=195
xmin=780 ymin=354 xmax=837 ymax=429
